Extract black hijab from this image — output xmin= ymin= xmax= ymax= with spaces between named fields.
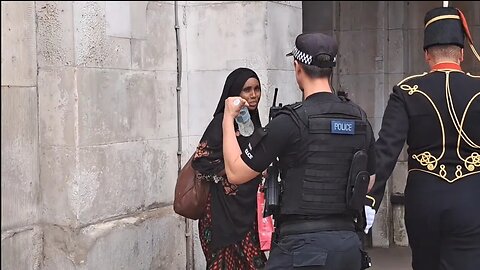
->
xmin=192 ymin=68 xmax=262 ymax=175
xmin=192 ymin=68 xmax=263 ymax=250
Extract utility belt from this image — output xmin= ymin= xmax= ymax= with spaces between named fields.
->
xmin=277 ymin=216 xmax=355 ymax=237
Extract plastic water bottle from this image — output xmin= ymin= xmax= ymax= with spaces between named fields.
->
xmin=234 ymin=99 xmax=255 ymax=137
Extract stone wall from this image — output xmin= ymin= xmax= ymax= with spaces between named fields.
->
xmin=1 ymin=1 xmax=302 ymax=269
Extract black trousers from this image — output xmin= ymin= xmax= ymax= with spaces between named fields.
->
xmin=405 ymin=173 xmax=480 ymax=270
xmin=265 ymin=231 xmax=362 ymax=270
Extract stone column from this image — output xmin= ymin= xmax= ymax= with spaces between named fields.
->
xmin=1 ymin=2 xmax=42 ymax=269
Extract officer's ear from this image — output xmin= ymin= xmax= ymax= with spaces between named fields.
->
xmin=460 ymin=48 xmax=464 ymax=63
xmin=424 ymin=50 xmax=432 ymax=65
xmin=294 ymin=60 xmax=302 ymax=77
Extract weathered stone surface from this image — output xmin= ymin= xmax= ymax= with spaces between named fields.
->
xmin=130 ymin=2 xmax=148 ymax=39
xmin=339 ymin=2 xmax=382 ymax=30
xmin=105 ymin=1 xmax=131 ymax=38
xmin=186 ymin=70 xmax=230 ymax=137
xmin=1 ymin=1 xmax=37 ymax=86
xmin=76 ymin=69 xmax=176 ymax=146
xmin=185 ymin=2 xmax=267 ymax=71
xmin=1 ymin=226 xmax=42 ymax=270
xmin=266 ymin=2 xmax=302 ymax=70
xmin=393 ymin=206 xmax=409 ymax=246
xmin=392 ymin=161 xmax=407 ymax=194
xmin=131 ymin=2 xmax=176 ymax=71
xmin=338 ymin=74 xmax=377 ymax=118
xmin=372 ymin=183 xmax=391 ymax=248
xmin=38 ymin=67 xmax=76 ymax=147
xmin=36 ymin=1 xmax=75 ymax=67
xmin=1 ymin=87 xmax=39 ymax=230
xmin=338 ymin=30 xmax=380 ymax=75
xmin=40 ymin=146 xmax=76 ymax=226
xmin=42 ymin=207 xmax=186 ymax=270
xmin=73 ymin=1 xmax=131 ymax=68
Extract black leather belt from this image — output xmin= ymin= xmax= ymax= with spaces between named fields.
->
xmin=279 ymin=217 xmax=355 ymax=236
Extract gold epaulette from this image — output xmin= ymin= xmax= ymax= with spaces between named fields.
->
xmin=396 ymin=72 xmax=428 ymax=86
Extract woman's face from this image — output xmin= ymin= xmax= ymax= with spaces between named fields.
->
xmin=239 ymin=77 xmax=261 ymax=111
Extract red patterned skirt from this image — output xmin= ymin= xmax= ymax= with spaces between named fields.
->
xmin=198 ymin=194 xmax=267 ymax=270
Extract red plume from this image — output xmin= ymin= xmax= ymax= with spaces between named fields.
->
xmin=456 ymin=8 xmax=473 ymax=44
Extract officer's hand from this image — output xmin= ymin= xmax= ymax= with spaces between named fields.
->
xmin=364 ymin=205 xmax=376 ymax=234
xmin=224 ymin=97 xmax=249 ymax=119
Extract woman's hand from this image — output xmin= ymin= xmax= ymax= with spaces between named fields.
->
xmin=224 ymin=97 xmax=249 ymax=120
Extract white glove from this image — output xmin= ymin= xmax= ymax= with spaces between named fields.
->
xmin=364 ymin=205 xmax=376 ymax=234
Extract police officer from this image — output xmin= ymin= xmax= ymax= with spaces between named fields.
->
xmin=222 ymin=33 xmax=376 ymax=270
xmin=364 ymin=6 xmax=480 ymax=270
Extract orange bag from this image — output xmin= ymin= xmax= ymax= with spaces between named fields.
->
xmin=257 ymin=185 xmax=274 ymax=251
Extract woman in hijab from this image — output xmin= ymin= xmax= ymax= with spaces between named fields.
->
xmin=192 ymin=68 xmax=267 ymax=269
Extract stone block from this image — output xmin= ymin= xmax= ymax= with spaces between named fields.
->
xmin=143 ymin=139 xmax=179 ymax=208
xmin=399 ymin=144 xmax=409 ymax=162
xmin=1 ymin=87 xmax=39 ymax=230
xmin=186 ymin=70 xmax=230 ymax=137
xmin=73 ymin=1 xmax=131 ymax=68
xmin=184 ymin=135 xmax=201 ymax=162
xmin=185 ymin=2 xmax=267 ymax=71
xmin=192 ymin=219 xmax=206 ymax=269
xmin=1 ymin=227 xmax=42 ymax=270
xmin=38 ymin=67 xmax=76 ymax=147
xmin=70 ymin=138 xmax=177 ymax=225
xmin=1 ymin=1 xmax=37 ymax=86
xmin=337 ymin=74 xmax=377 ymax=118
xmin=36 ymin=1 xmax=75 ymax=67
xmin=131 ymin=2 xmax=176 ymax=71
xmin=405 ymin=29 xmax=429 ymax=74
xmin=43 ymin=208 xmax=186 ymax=270
xmin=154 ymin=70 xmax=179 ymax=140
xmin=372 ymin=184 xmax=391 ymax=247
xmin=393 ymin=205 xmax=409 ymax=246
xmin=387 ymin=1 xmax=405 ymax=30
xmin=76 ymin=69 xmax=176 ymax=146
xmin=40 ymin=146 xmax=76 ymax=226
xmin=105 ymin=1 xmax=131 ymax=38
xmin=392 ymin=161 xmax=408 ymax=194
xmin=302 ymin=2 xmax=333 ymax=32
xmin=276 ymin=1 xmax=302 ymax=9
xmin=338 ymin=30 xmax=379 ymax=75
xmin=387 ymin=29 xmax=406 ymax=74
xmin=262 ymin=70 xmax=301 ymax=123
xmin=339 ymin=2 xmax=382 ymax=30
xmin=72 ymin=143 xmax=135 ymax=224
xmin=266 ymin=2 xmax=302 ymax=71
xmin=131 ymin=1 xmax=148 ymax=39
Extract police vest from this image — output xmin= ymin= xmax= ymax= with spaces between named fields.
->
xmin=278 ymin=97 xmax=370 ymax=217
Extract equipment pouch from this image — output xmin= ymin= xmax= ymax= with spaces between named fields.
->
xmin=346 ymin=150 xmax=369 ymax=211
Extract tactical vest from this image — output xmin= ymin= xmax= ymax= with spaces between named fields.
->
xmin=278 ymin=97 xmax=370 ymax=217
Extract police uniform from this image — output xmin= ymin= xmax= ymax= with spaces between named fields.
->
xmin=366 ymin=7 xmax=480 ymax=270
xmin=240 ymin=33 xmax=376 ymax=270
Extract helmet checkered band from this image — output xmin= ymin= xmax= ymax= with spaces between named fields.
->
xmin=292 ymin=46 xmax=313 ymax=65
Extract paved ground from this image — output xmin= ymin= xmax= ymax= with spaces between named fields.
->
xmin=367 ymin=246 xmax=412 ymax=270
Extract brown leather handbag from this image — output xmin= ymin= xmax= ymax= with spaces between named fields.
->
xmin=173 ymin=154 xmax=210 ymax=220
